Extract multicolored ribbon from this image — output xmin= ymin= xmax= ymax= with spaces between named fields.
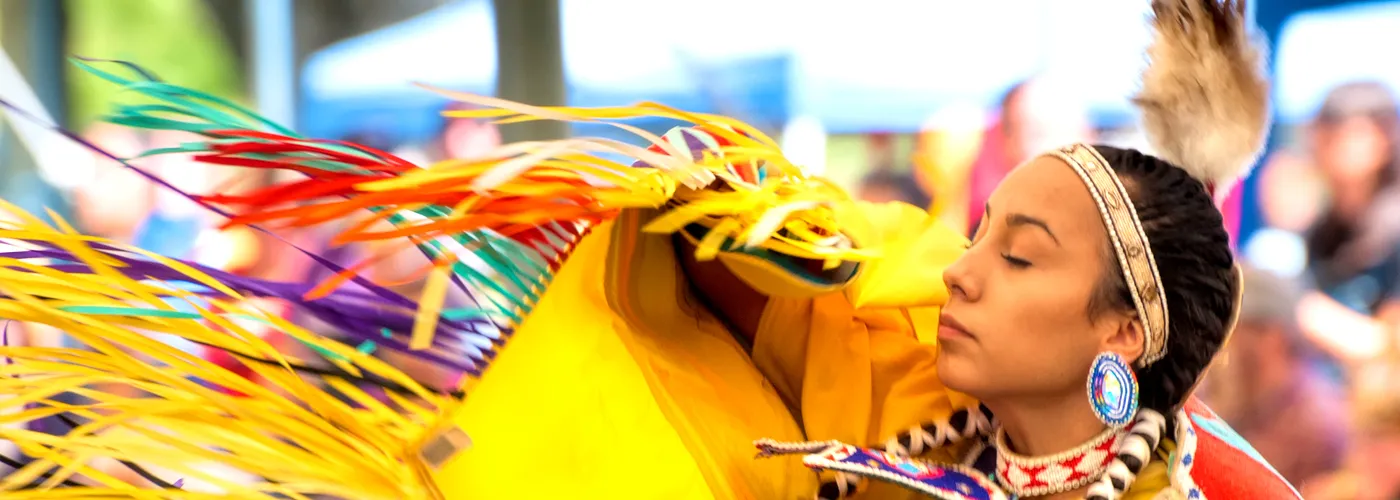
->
xmin=72 ymin=58 xmax=875 ymax=368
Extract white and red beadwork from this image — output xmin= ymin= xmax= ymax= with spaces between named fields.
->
xmin=994 ymin=426 xmax=1122 ymax=497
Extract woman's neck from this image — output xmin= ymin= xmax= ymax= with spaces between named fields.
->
xmin=989 ymin=393 xmax=1111 ymax=499
xmin=988 ymin=392 xmax=1108 ymax=459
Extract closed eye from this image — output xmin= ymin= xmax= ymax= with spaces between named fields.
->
xmin=1001 ymin=253 xmax=1032 ymax=268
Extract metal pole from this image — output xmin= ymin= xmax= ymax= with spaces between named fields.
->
xmin=492 ymin=0 xmax=567 ymax=142
xmin=245 ymin=0 xmax=297 ymax=185
xmin=28 ymin=0 xmax=66 ymax=125
xmin=246 ymin=0 xmax=296 ymax=128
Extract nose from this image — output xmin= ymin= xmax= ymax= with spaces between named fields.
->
xmin=943 ymin=248 xmax=981 ymax=303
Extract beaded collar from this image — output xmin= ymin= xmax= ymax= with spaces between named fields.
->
xmin=993 ymin=426 xmax=1122 ymax=497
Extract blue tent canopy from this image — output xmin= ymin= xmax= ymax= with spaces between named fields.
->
xmin=299 ymin=0 xmax=791 ymax=145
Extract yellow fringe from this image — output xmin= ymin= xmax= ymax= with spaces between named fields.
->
xmin=292 ymin=93 xmax=882 ymax=351
xmin=0 ymin=201 xmax=455 ymax=499
xmin=370 ymin=89 xmax=877 ymax=265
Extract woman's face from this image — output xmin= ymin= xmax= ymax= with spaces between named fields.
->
xmin=1312 ymin=117 xmax=1391 ymax=187
xmin=938 ymin=155 xmax=1142 ymax=401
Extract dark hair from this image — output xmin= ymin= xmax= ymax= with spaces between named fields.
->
xmin=1306 ymin=81 xmax=1400 ymax=271
xmin=1087 ymin=145 xmax=1238 ymax=415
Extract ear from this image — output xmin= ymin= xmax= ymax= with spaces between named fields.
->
xmin=1101 ymin=315 xmax=1146 ymax=366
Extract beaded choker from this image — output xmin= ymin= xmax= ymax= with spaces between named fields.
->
xmin=994 ymin=426 xmax=1122 ymax=497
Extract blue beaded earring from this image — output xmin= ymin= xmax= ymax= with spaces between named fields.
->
xmin=1087 ymin=352 xmax=1139 ymax=428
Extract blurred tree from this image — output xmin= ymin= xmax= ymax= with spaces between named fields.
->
xmin=203 ymin=0 xmax=247 ymax=64
xmin=65 ymin=0 xmax=242 ymax=130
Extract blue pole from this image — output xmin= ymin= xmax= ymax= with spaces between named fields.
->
xmin=247 ymin=0 xmax=296 ymax=129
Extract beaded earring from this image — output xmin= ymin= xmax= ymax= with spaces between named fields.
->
xmin=1087 ymin=352 xmax=1139 ymax=428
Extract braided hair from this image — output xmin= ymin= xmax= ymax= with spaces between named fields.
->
xmin=1089 ymin=146 xmax=1239 ymax=415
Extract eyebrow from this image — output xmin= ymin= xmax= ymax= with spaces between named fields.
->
xmin=986 ymin=203 xmax=1061 ymax=246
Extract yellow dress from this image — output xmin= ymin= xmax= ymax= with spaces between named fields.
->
xmin=435 ymin=201 xmax=976 ymax=500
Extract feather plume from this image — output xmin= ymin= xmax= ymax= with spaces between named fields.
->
xmin=1135 ymin=0 xmax=1270 ymax=190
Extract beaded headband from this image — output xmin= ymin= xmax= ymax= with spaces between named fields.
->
xmin=1042 ymin=143 xmax=1170 ymax=367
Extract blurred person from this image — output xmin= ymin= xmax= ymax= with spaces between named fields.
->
xmin=1243 ymin=150 xmax=1325 ymax=277
xmin=392 ymin=104 xmax=501 ymax=167
xmin=914 ymin=104 xmax=985 ymax=230
xmin=133 ymin=129 xmax=213 ymax=258
xmin=427 ymin=102 xmax=502 ymax=163
xmin=854 ymin=132 xmax=932 ymax=205
xmin=855 ymin=168 xmax=928 ymax=204
xmin=965 ymin=75 xmax=1095 ymax=234
xmin=1199 ymin=265 xmax=1349 ymax=488
xmin=999 ymin=77 xmax=1096 ymax=168
xmin=1304 ymin=376 xmax=1400 ymax=500
xmin=1296 ymin=82 xmax=1400 ymax=363
xmin=72 ymin=123 xmax=155 ymax=241
xmin=866 ymin=131 xmax=898 ymax=172
xmin=1258 ymin=150 xmax=1327 ymax=234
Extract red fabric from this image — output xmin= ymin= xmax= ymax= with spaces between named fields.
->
xmin=1183 ymin=397 xmax=1304 ymax=499
xmin=1216 ymin=183 xmax=1243 ymax=251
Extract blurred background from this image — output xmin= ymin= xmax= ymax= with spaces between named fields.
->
xmin=2 ymin=0 xmax=1400 ymax=497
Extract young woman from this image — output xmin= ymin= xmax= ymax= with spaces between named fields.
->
xmin=756 ymin=1 xmax=1301 ymax=498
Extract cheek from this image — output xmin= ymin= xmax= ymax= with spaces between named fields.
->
xmin=940 ymin=271 xmax=1102 ymax=394
xmin=998 ymin=290 xmax=1099 ymax=365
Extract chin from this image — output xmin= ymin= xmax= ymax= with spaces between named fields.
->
xmin=935 ymin=348 xmax=982 ymax=395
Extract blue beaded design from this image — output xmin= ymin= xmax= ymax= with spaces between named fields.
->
xmin=801 ymin=445 xmax=1007 ymax=500
xmin=1087 ymin=352 xmax=1138 ymax=428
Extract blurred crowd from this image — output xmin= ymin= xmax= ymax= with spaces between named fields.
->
xmin=6 ymin=65 xmax=1400 ymax=500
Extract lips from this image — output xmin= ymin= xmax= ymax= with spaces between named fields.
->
xmin=937 ymin=312 xmax=976 ymax=341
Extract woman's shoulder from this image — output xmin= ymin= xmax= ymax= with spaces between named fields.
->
xmin=1143 ymin=401 xmax=1306 ymax=500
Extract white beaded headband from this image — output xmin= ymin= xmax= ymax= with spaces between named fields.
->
xmin=1043 ymin=143 xmax=1170 ymax=367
